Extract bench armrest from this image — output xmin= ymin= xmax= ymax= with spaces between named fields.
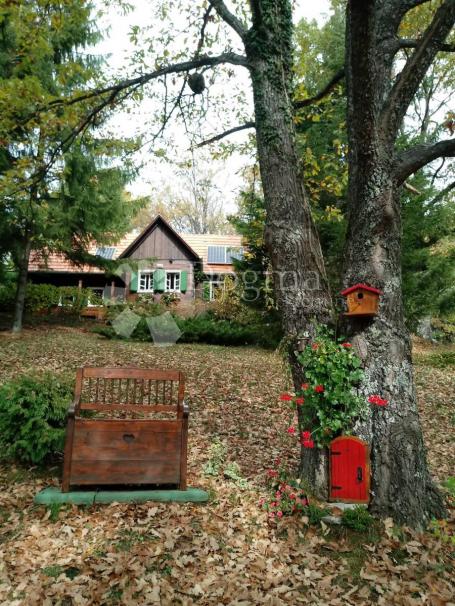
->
xmin=182 ymin=399 xmax=189 ymax=419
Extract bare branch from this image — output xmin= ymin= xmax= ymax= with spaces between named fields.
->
xmin=395 ymin=138 xmax=455 ymax=184
xmin=397 ymin=38 xmax=455 ymax=52
xmin=208 ymin=0 xmax=247 ymax=39
xmin=196 ymin=121 xmax=255 ymax=147
xmin=195 ymin=5 xmax=214 ymax=58
xmin=428 ymin=180 xmax=455 ymax=204
xmin=39 ymin=53 xmax=248 ymax=114
xmin=403 ymin=181 xmax=422 ymax=195
xmin=381 ymin=0 xmax=455 ymax=140
xmin=294 ymin=68 xmax=345 ymax=110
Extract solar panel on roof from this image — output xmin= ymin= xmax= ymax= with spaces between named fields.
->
xmin=96 ymin=247 xmax=116 ymax=259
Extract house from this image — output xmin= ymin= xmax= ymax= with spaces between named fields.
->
xmin=27 ymin=215 xmax=243 ymax=302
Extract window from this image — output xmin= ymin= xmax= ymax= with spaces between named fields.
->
xmin=209 ymin=281 xmax=223 ymax=301
xmin=96 ymin=247 xmax=116 ymax=259
xmin=207 ymin=246 xmax=244 ymax=264
xmin=87 ymin=287 xmax=104 ymax=307
xmin=166 ymin=271 xmax=181 ymax=292
xmin=138 ymin=270 xmax=154 ymax=292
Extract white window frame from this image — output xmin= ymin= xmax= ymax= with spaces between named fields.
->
xmin=165 ymin=270 xmax=181 ymax=293
xmin=209 ymin=281 xmax=223 ymax=301
xmin=138 ymin=269 xmax=154 ymax=293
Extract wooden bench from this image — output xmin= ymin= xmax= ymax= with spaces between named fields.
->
xmin=62 ymin=367 xmax=188 ymax=492
xmin=79 ymin=307 xmax=107 ymax=320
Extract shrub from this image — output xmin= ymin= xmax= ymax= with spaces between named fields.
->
xmin=341 ymin=506 xmax=374 ymax=532
xmin=0 ymin=373 xmax=73 ymax=464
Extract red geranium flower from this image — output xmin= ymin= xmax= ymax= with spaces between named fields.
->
xmin=287 ymin=426 xmax=296 ymax=435
xmin=311 ymin=343 xmax=319 ymax=350
xmin=279 ymin=393 xmax=293 ymax=401
xmin=314 ymin=385 xmax=324 ymax=393
xmin=302 ymin=439 xmax=315 ymax=449
xmin=295 ymin=397 xmax=304 ymax=405
xmin=276 ymin=511 xmax=283 ymax=518
xmin=301 ymin=383 xmax=310 ymax=390
xmin=301 ymin=430 xmax=311 ymax=440
xmin=342 ymin=342 xmax=352 ymax=348
xmin=267 ymin=469 xmax=278 ymax=478
xmin=368 ymin=394 xmax=389 ymax=406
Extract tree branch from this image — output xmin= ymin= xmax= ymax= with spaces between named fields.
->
xmin=381 ymin=0 xmax=455 ymax=140
xmin=39 ymin=52 xmax=249 ymax=114
xmin=208 ymin=0 xmax=248 ymax=39
xmin=196 ymin=121 xmax=255 ymax=147
xmin=395 ymin=138 xmax=455 ymax=184
xmin=397 ymin=38 xmax=455 ymax=52
xmin=294 ymin=68 xmax=345 ymax=110
xmin=428 ymin=180 xmax=455 ymax=205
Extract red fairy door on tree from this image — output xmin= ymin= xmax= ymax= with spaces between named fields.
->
xmin=329 ymin=436 xmax=370 ymax=503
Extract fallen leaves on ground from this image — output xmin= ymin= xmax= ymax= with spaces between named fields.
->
xmin=0 ymin=327 xmax=453 ymax=605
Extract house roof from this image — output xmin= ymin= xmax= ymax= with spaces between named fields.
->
xmin=341 ymin=283 xmax=382 ymax=296
xmin=28 ymin=215 xmax=243 ymax=275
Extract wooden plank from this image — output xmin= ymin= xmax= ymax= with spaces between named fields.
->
xmin=74 ymin=419 xmax=181 ymax=432
xmin=82 ymin=367 xmax=181 ymax=381
xmin=72 ymin=429 xmax=181 ymax=460
xmin=79 ymin=403 xmax=177 ymax=414
xmin=70 ymin=459 xmax=180 ymax=485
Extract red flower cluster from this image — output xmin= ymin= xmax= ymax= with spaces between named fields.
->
xmin=301 ymin=430 xmax=311 ymax=440
xmin=279 ymin=393 xmax=293 ymax=401
xmin=311 ymin=343 xmax=319 ymax=350
xmin=287 ymin=426 xmax=296 ymax=435
xmin=342 ymin=342 xmax=352 ymax=348
xmin=301 ymin=383 xmax=309 ymax=390
xmin=295 ymin=397 xmax=304 ymax=405
xmin=314 ymin=384 xmax=325 ymax=393
xmin=301 ymin=437 xmax=315 ymax=448
xmin=368 ymin=394 xmax=388 ymax=406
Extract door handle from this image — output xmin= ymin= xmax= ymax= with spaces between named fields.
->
xmin=357 ymin=466 xmax=363 ymax=482
xmin=123 ymin=434 xmax=135 ymax=443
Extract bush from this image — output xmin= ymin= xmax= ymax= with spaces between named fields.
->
xmin=0 ymin=373 xmax=73 ymax=464
xmin=96 ymin=310 xmax=282 ymax=349
xmin=341 ymin=506 xmax=374 ymax=532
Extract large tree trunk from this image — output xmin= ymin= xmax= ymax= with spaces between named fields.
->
xmin=244 ymin=5 xmax=333 ymax=497
xmin=12 ymin=235 xmax=32 ymax=334
xmin=343 ymin=2 xmax=446 ymax=525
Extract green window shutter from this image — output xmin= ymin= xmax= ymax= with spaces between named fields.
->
xmin=202 ymin=281 xmax=210 ymax=301
xmin=154 ymin=268 xmax=165 ymax=292
xmin=180 ymin=271 xmax=188 ymax=293
xmin=130 ymin=271 xmax=138 ymax=293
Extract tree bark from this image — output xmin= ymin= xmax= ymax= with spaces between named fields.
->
xmin=343 ymin=0 xmax=446 ymax=526
xmin=244 ymin=3 xmax=333 ymax=496
xmin=12 ymin=235 xmax=32 ymax=334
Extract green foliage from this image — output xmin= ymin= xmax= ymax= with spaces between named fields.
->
xmin=341 ymin=507 xmax=374 ymax=532
xmin=160 ymin=292 xmax=180 ymax=307
xmin=24 ymin=284 xmax=93 ymax=314
xmin=203 ymin=439 xmax=228 ymax=476
xmin=442 ymin=477 xmax=455 ymax=497
xmin=0 ymin=372 xmax=73 ymax=464
xmin=295 ymin=326 xmax=367 ymax=447
xmin=418 ymin=351 xmax=455 ymax=369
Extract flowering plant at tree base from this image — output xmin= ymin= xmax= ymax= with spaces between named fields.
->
xmin=293 ymin=326 xmax=368 ymax=448
xmin=261 ymin=461 xmax=309 ymax=519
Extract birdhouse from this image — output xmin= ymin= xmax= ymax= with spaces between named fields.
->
xmin=329 ymin=436 xmax=370 ymax=504
xmin=340 ymin=283 xmax=381 ymax=317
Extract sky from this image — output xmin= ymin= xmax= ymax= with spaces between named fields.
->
xmin=93 ymin=1 xmax=332 ymax=212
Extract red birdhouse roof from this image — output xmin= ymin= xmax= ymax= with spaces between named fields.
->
xmin=340 ymin=283 xmax=382 ymax=296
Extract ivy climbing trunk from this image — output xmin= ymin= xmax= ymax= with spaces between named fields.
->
xmin=12 ymin=234 xmax=32 ymax=334
xmin=342 ymin=1 xmax=446 ymax=525
xmin=244 ymin=2 xmax=333 ymax=497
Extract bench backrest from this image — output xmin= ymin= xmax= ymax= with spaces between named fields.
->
xmin=74 ymin=367 xmax=185 ymax=417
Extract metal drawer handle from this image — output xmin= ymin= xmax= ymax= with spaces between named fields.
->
xmin=123 ymin=434 xmax=135 ymax=443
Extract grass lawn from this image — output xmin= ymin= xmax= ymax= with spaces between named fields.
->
xmin=0 ymin=326 xmax=453 ymax=604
